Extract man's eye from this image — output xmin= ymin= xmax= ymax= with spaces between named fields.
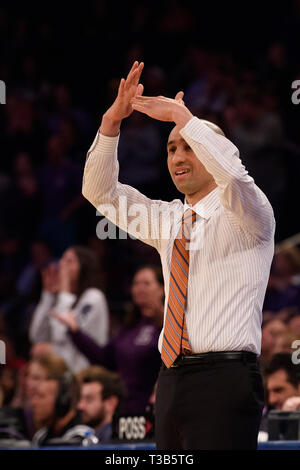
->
xmin=168 ymin=147 xmax=176 ymax=153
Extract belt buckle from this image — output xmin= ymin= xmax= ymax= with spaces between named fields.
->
xmin=171 ymin=359 xmax=180 ymax=367
xmin=171 ymin=354 xmax=184 ymax=367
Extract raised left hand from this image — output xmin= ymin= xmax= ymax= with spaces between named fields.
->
xmin=131 ymin=92 xmax=193 ymax=127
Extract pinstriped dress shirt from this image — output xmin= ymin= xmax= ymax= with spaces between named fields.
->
xmin=82 ymin=117 xmax=275 ymax=356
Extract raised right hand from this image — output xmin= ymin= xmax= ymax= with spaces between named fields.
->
xmin=101 ymin=61 xmax=144 ymax=136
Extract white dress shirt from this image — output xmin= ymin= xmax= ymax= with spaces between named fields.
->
xmin=82 ymin=117 xmax=275 ymax=356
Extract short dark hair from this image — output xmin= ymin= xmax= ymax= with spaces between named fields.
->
xmin=264 ymin=353 xmax=300 ymax=388
xmin=80 ymin=366 xmax=127 ymax=403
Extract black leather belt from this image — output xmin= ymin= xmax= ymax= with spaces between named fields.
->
xmin=169 ymin=350 xmax=257 ymax=368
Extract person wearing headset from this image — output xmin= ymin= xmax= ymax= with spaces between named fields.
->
xmin=31 ymin=371 xmax=93 ymax=446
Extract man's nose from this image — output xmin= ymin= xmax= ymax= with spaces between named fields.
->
xmin=172 ymin=150 xmax=186 ymax=165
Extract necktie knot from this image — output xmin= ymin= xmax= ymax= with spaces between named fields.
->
xmin=183 ymin=208 xmax=196 ymax=221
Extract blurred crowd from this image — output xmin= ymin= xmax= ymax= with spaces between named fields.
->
xmin=1 ymin=1 xmax=300 ymax=446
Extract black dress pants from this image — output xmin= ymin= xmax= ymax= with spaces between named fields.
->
xmin=155 ymin=353 xmax=264 ymax=450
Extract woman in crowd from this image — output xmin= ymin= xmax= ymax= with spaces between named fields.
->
xmin=29 ymin=246 xmax=109 ymax=372
xmin=52 ymin=265 xmax=164 ymax=415
xmin=24 ymin=354 xmax=69 ymax=438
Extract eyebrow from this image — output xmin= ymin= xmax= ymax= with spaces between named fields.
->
xmin=166 ymin=138 xmax=185 ymax=148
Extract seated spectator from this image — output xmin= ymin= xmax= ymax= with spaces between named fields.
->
xmin=52 ymin=265 xmax=164 ymax=415
xmin=31 ymin=371 xmax=93 ymax=446
xmin=264 ymin=352 xmax=300 ymax=412
xmin=29 ymin=246 xmax=109 ymax=372
xmin=26 ymin=355 xmax=67 ymax=397
xmin=259 ymin=352 xmax=300 ymax=437
xmin=25 ymin=355 xmax=69 ymax=436
xmin=0 ymin=354 xmax=69 ymax=442
xmin=7 ymin=354 xmax=68 ymax=438
xmin=77 ymin=366 xmax=126 ymax=443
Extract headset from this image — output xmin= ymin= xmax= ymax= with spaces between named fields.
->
xmin=55 ymin=371 xmax=78 ymax=418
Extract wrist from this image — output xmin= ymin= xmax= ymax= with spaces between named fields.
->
xmin=42 ymin=289 xmax=55 ymax=297
xmin=100 ymin=112 xmax=122 ymax=137
xmin=60 ymin=285 xmax=71 ymax=294
xmin=173 ymin=106 xmax=193 ymax=129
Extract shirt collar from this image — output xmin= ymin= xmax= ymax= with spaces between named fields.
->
xmin=183 ymin=187 xmax=220 ymax=220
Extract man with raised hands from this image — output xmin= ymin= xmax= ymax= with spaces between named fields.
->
xmin=82 ymin=61 xmax=275 ymax=450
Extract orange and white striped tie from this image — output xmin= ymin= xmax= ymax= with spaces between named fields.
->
xmin=161 ymin=209 xmax=196 ymax=368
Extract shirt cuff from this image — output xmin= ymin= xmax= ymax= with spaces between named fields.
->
xmin=88 ymin=131 xmax=120 ymax=155
xmin=40 ymin=290 xmax=55 ymax=304
xmin=56 ymin=291 xmax=77 ymax=311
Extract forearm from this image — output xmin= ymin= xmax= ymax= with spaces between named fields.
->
xmin=173 ymin=106 xmax=194 ymax=129
xmin=82 ymin=127 xmax=120 ymax=208
xmin=69 ymin=329 xmax=115 ymax=368
xmin=82 ymin=126 xmax=166 ymax=250
xmin=99 ymin=112 xmax=122 ymax=137
xmin=180 ymin=117 xmax=275 ymax=240
xmin=180 ymin=117 xmax=243 ymax=182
